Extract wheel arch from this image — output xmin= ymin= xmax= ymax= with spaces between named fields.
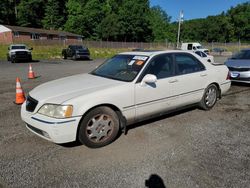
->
xmin=76 ymin=103 xmax=127 ymax=141
xmin=209 ymin=82 xmax=221 ymax=98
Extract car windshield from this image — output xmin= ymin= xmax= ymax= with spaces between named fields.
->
xmin=70 ymin=45 xmax=86 ymax=50
xmin=232 ymin=50 xmax=250 ymax=59
xmin=91 ymin=54 xmax=148 ymax=82
xmin=12 ymin=46 xmax=26 ymax=49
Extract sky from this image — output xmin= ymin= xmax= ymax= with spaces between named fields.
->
xmin=150 ymin=0 xmax=250 ymax=21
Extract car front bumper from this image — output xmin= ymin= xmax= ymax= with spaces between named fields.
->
xmin=230 ymin=71 xmax=250 ymax=83
xmin=21 ymin=102 xmax=82 ymax=144
xmin=75 ymin=53 xmax=90 ymax=59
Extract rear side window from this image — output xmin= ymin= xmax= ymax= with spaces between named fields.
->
xmin=175 ymin=54 xmax=205 ymax=75
xmin=187 ymin=44 xmax=193 ymax=50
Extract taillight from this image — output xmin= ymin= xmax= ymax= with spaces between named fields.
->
xmin=226 ymin=71 xmax=230 ymax=80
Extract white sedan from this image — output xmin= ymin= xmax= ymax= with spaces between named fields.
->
xmin=21 ymin=50 xmax=231 ymax=148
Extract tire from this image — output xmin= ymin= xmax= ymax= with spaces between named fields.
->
xmin=63 ymin=54 xmax=67 ymax=59
xmin=78 ymin=106 xmax=120 ymax=148
xmin=7 ymin=55 xmax=10 ymax=61
xmin=11 ymin=58 xmax=17 ymax=63
xmin=199 ymin=84 xmax=218 ymax=110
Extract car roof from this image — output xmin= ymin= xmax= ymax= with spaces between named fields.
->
xmin=119 ymin=50 xmax=192 ymax=57
xmin=241 ymin=48 xmax=250 ymax=51
xmin=10 ymin=44 xmax=26 ymax=46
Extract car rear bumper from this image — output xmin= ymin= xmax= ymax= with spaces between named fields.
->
xmin=220 ymin=81 xmax=231 ymax=95
xmin=21 ymin=102 xmax=82 ymax=143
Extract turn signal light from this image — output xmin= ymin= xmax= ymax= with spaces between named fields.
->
xmin=226 ymin=71 xmax=230 ymax=80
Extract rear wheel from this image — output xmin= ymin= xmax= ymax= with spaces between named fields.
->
xmin=78 ymin=106 xmax=120 ymax=148
xmin=199 ymin=84 xmax=218 ymax=110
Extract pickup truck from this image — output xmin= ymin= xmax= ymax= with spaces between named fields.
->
xmin=7 ymin=44 xmax=33 ymax=63
xmin=62 ymin=45 xmax=90 ymax=60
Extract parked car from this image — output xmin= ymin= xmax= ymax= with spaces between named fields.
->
xmin=181 ymin=42 xmax=209 ymax=54
xmin=7 ymin=44 xmax=33 ymax=63
xmin=194 ymin=50 xmax=214 ymax=64
xmin=212 ymin=48 xmax=227 ymax=53
xmin=225 ymin=48 xmax=250 ymax=83
xmin=21 ymin=50 xmax=231 ymax=148
xmin=62 ymin=45 xmax=90 ymax=60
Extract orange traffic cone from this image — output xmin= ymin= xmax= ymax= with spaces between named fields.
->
xmin=14 ymin=77 xmax=26 ymax=105
xmin=28 ymin=64 xmax=35 ymax=79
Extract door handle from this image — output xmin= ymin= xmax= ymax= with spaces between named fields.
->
xmin=168 ymin=79 xmax=178 ymax=83
xmin=200 ymin=73 xmax=207 ymax=77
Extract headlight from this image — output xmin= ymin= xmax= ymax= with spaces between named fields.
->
xmin=38 ymin=104 xmax=73 ymax=118
xmin=11 ymin=52 xmax=16 ymax=55
xmin=28 ymin=51 xmax=31 ymax=54
xmin=76 ymin=50 xmax=79 ymax=53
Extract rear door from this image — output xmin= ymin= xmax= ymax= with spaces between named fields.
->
xmin=171 ymin=53 xmax=208 ymax=107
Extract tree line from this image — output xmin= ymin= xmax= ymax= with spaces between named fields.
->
xmin=0 ymin=0 xmax=249 ymax=43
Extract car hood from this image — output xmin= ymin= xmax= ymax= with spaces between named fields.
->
xmin=225 ymin=59 xmax=250 ymax=68
xmin=29 ymin=74 xmax=123 ymax=104
xmin=11 ymin=49 xmax=30 ymax=53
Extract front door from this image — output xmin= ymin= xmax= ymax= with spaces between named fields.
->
xmin=135 ymin=54 xmax=177 ymax=120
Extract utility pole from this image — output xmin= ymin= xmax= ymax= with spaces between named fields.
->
xmin=176 ymin=10 xmax=184 ymax=49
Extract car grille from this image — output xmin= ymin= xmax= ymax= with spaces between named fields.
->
xmin=26 ymin=95 xmax=38 ymax=112
xmin=77 ymin=52 xmax=89 ymax=56
xmin=228 ymin=67 xmax=250 ymax=72
xmin=16 ymin=51 xmax=28 ymax=57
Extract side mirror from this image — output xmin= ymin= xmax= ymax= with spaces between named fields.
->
xmin=141 ymin=74 xmax=157 ymax=86
xmin=8 ymin=47 xmax=10 ymax=50
xmin=207 ymin=59 xmax=211 ymax=63
xmin=29 ymin=47 xmax=33 ymax=50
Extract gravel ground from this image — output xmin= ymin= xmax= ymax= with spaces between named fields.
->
xmin=0 ymin=57 xmax=249 ymax=188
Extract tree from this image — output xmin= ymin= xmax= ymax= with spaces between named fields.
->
xmin=117 ymin=0 xmax=152 ymax=42
xmin=0 ymin=0 xmax=17 ymax=25
xmin=17 ymin=0 xmax=45 ymax=28
xmin=42 ymin=0 xmax=67 ymax=30
xmin=148 ymin=6 xmax=173 ymax=42
xmin=64 ymin=0 xmax=105 ymax=39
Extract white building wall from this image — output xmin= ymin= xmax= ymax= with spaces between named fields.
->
xmin=0 ymin=25 xmax=11 ymax=33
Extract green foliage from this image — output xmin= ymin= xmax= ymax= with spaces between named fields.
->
xmin=64 ymin=0 xmax=105 ymax=40
xmin=0 ymin=1 xmax=249 ymax=43
xmin=42 ymin=0 xmax=67 ymax=30
xmin=0 ymin=0 xmax=16 ymax=25
xmin=149 ymin=6 xmax=174 ymax=42
xmin=181 ymin=2 xmax=250 ymax=42
xmin=17 ymin=0 xmax=45 ymax=28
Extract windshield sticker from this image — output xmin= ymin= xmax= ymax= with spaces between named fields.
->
xmin=128 ymin=60 xmax=135 ymax=65
xmin=135 ymin=60 xmax=145 ymax=66
xmin=133 ymin=56 xmax=148 ymax=61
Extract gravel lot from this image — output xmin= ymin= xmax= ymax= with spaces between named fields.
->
xmin=0 ymin=56 xmax=249 ymax=188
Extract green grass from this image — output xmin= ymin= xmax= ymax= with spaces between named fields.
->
xmin=0 ymin=44 xmax=129 ymax=61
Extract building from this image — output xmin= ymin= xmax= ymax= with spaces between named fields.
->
xmin=0 ymin=25 xmax=82 ymax=45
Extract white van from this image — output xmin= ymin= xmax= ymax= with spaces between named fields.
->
xmin=181 ymin=42 xmax=209 ymax=54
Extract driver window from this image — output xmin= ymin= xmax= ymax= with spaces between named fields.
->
xmin=143 ymin=54 xmax=174 ymax=79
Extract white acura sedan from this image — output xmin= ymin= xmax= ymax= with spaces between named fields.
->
xmin=21 ymin=50 xmax=231 ymax=148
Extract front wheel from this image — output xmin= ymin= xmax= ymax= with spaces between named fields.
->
xmin=199 ymin=84 xmax=218 ymax=110
xmin=78 ymin=106 xmax=120 ymax=148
